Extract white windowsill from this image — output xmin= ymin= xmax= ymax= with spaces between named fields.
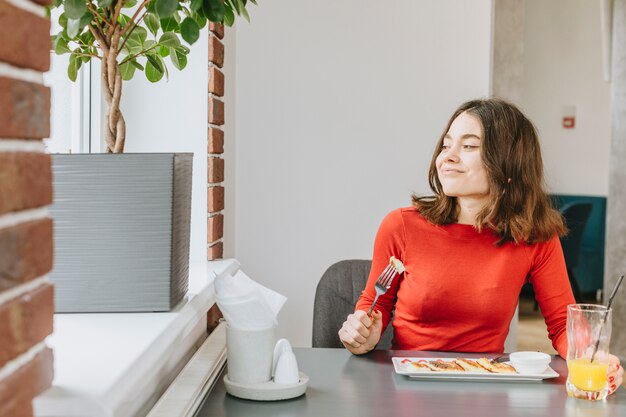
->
xmin=33 ymin=259 xmax=239 ymax=417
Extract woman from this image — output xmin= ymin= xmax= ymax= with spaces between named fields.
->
xmin=338 ymin=98 xmax=623 ymax=394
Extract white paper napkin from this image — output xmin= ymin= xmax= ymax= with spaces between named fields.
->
xmin=213 ymin=268 xmax=287 ymax=330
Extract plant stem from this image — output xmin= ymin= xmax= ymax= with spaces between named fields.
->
xmin=88 ymin=23 xmax=110 ymax=55
xmin=108 ymin=0 xmax=124 ymax=37
xmin=87 ymin=2 xmax=112 ymax=27
xmin=119 ymin=42 xmax=160 ymax=66
xmin=118 ymin=10 xmax=149 ymax=53
xmin=72 ymin=51 xmax=102 ymax=60
xmin=120 ymin=0 xmax=151 ymax=38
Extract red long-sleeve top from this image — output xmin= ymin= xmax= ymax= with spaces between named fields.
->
xmin=355 ymin=208 xmax=575 ymax=358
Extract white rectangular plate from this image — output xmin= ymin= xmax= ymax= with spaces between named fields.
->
xmin=392 ymin=357 xmax=560 ymax=382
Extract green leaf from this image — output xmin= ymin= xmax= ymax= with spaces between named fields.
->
xmin=124 ymin=0 xmax=138 ymax=7
xmin=66 ymin=12 xmax=93 ymax=39
xmin=130 ymin=26 xmax=148 ymax=44
xmin=68 ymin=53 xmax=82 ymax=81
xmin=169 ymin=47 xmax=188 ymax=70
xmin=119 ymin=60 xmax=137 ymax=81
xmin=145 ymin=55 xmax=165 ymax=82
xmin=53 ymin=0 xmax=63 ymax=7
xmin=118 ymin=14 xmax=131 ymax=28
xmin=180 ymin=17 xmax=200 ymax=44
xmin=174 ymin=44 xmax=190 ymax=54
xmin=80 ymin=29 xmax=95 ymax=46
xmin=190 ymin=0 xmax=203 ymax=12
xmin=60 ymin=27 xmax=71 ymax=40
xmin=203 ymin=0 xmax=225 ymax=22
xmin=65 ymin=0 xmax=87 ymax=19
xmin=156 ymin=0 xmax=178 ymax=18
xmin=124 ymin=40 xmax=143 ymax=55
xmin=130 ymin=60 xmax=145 ymax=71
xmin=98 ymin=0 xmax=114 ymax=7
xmin=158 ymin=45 xmax=170 ymax=57
xmin=193 ymin=11 xmax=207 ymax=29
xmin=160 ymin=17 xmax=179 ymax=32
xmin=146 ymin=54 xmax=164 ymax=72
xmin=80 ymin=54 xmax=91 ymax=63
xmin=223 ymin=5 xmax=234 ymax=26
xmin=124 ymin=26 xmax=148 ymax=54
xmin=231 ymin=0 xmax=243 ymax=14
xmin=159 ymin=32 xmax=181 ymax=48
xmin=240 ymin=3 xmax=249 ymax=22
xmin=54 ymin=36 xmax=71 ymax=54
xmin=144 ymin=13 xmax=160 ymax=35
xmin=58 ymin=12 xmax=68 ymax=28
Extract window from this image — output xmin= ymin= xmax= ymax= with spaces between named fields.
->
xmin=44 ymin=9 xmax=101 ymax=154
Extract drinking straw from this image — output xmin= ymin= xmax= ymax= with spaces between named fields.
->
xmin=590 ymin=275 xmax=624 ymax=363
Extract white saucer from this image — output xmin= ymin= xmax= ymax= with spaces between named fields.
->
xmin=223 ymin=372 xmax=309 ymax=401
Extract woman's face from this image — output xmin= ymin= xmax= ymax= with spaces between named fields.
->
xmin=435 ymin=111 xmax=490 ymax=200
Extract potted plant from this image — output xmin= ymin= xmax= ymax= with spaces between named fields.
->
xmin=46 ymin=0 xmax=255 ymax=312
xmin=49 ymin=0 xmax=255 ymax=152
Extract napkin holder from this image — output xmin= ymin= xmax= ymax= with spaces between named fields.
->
xmin=224 ymin=328 xmax=308 ymax=401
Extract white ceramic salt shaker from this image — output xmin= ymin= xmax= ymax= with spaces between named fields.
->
xmin=272 ymin=338 xmax=292 ymax=377
xmin=273 ymin=349 xmax=300 ymax=385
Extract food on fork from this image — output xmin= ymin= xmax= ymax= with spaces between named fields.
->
xmin=477 ymin=358 xmax=517 ymax=374
xmin=389 ymin=256 xmax=405 ymax=274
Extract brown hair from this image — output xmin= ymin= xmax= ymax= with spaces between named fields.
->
xmin=412 ymin=98 xmax=566 ymax=244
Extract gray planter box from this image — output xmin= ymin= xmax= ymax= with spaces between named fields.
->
xmin=49 ymin=153 xmax=193 ymax=312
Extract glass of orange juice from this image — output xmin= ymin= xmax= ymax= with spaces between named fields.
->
xmin=566 ymin=304 xmax=612 ymax=401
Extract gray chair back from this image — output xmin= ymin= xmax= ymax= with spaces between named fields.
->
xmin=312 ymin=259 xmax=394 ymax=349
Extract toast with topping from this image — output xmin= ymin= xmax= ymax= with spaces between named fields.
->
xmin=423 ymin=359 xmax=465 ymax=372
xmin=477 ymin=358 xmax=517 ymax=374
xmin=454 ymin=358 xmax=490 ymax=373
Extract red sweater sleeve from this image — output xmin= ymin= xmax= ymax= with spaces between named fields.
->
xmin=354 ymin=209 xmax=405 ymax=333
xmin=527 ymin=235 xmax=576 ymax=358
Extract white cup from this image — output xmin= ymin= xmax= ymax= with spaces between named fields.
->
xmin=226 ymin=324 xmax=276 ymax=384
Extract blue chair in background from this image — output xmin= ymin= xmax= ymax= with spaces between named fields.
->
xmin=521 ymin=197 xmax=601 ymax=308
xmin=559 ymin=201 xmax=594 ymax=303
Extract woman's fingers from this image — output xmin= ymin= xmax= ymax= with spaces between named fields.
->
xmin=607 ymin=354 xmax=623 ymax=395
xmin=339 ymin=310 xmax=384 ymax=354
xmin=343 ymin=320 xmax=368 ymax=344
xmin=339 ymin=312 xmax=372 ymax=347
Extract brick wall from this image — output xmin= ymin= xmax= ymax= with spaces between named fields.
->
xmin=207 ymin=23 xmax=225 ymax=260
xmin=0 ymin=0 xmax=55 ymax=415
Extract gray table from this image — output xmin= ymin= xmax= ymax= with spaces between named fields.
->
xmin=197 ymin=348 xmax=626 ymax=417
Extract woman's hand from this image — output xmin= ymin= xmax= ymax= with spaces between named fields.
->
xmin=338 ymin=310 xmax=383 ymax=355
xmin=608 ymin=354 xmax=624 ymax=395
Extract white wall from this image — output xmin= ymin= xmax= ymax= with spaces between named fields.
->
xmin=232 ymin=0 xmax=493 ymax=346
xmin=521 ymin=0 xmax=610 ymax=196
xmin=122 ymin=31 xmax=209 ymax=263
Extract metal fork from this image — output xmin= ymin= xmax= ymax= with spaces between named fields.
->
xmin=490 ymin=354 xmax=510 ymax=364
xmin=366 ymin=263 xmax=398 ymax=316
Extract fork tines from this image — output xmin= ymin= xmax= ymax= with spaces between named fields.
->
xmin=378 ymin=264 xmax=396 ymax=288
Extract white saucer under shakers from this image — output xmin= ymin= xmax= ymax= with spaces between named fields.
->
xmin=223 ymin=372 xmax=309 ymax=401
